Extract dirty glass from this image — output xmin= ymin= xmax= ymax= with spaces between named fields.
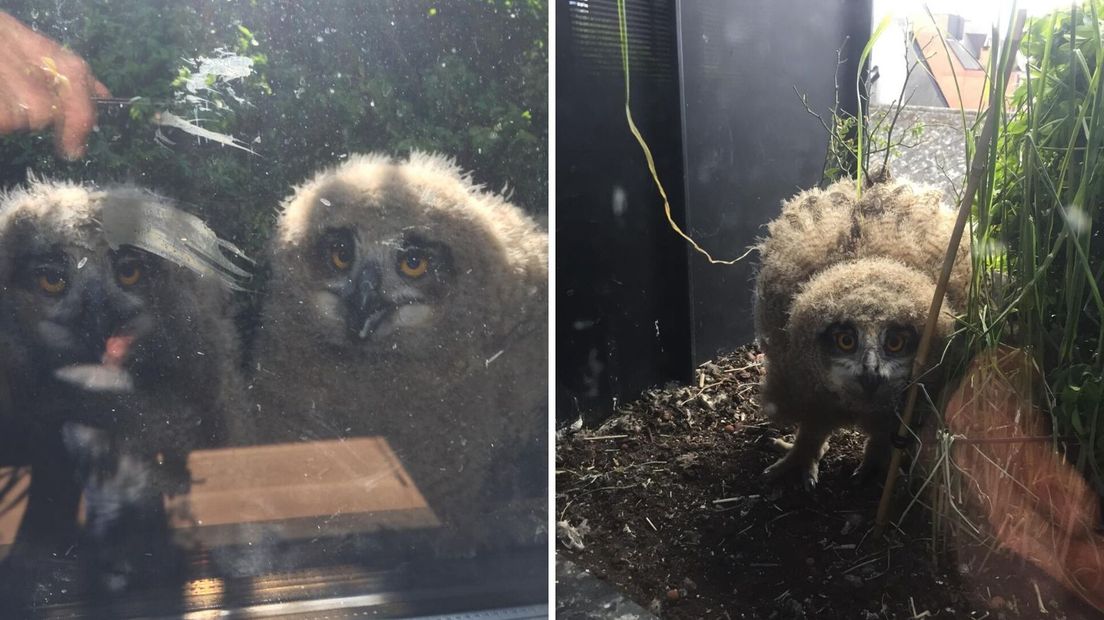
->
xmin=0 ymin=1 xmax=548 ymax=616
xmin=558 ymin=1 xmax=1104 ymax=619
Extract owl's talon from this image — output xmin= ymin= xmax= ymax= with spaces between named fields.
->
xmin=852 ymin=435 xmax=892 ymax=486
xmin=763 ymin=455 xmax=819 ymax=491
xmin=757 ymin=435 xmax=793 ymax=454
xmin=801 ymin=469 xmax=819 ymax=492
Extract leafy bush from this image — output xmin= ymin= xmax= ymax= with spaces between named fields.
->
xmin=973 ymin=2 xmax=1104 ymax=491
xmin=0 ymin=0 xmax=547 ymax=257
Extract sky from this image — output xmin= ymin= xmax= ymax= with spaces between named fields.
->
xmin=874 ymin=0 xmax=1074 ymax=30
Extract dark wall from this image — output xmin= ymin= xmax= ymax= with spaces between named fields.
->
xmin=677 ymin=0 xmax=870 ymax=364
xmin=557 ymin=0 xmax=692 ymax=425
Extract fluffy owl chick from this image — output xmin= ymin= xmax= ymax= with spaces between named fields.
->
xmin=252 ymin=152 xmax=547 ymax=547
xmin=754 ymin=180 xmax=969 ymax=489
xmin=756 ymin=179 xmax=969 ymax=361
xmin=0 ymin=180 xmax=245 ymax=590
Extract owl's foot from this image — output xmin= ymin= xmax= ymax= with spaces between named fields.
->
xmin=763 ymin=453 xmax=820 ymax=492
xmin=758 ymin=436 xmax=793 ymax=454
xmin=850 ymin=458 xmax=882 ymax=485
xmin=851 ymin=434 xmax=893 ymax=486
xmin=760 ymin=426 xmax=831 ymax=492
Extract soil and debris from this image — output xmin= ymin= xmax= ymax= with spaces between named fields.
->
xmin=556 ymin=345 xmax=1103 ymax=619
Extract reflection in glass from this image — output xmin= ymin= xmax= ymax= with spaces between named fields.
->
xmin=0 ymin=1 xmax=548 ymax=615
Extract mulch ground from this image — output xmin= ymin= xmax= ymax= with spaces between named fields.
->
xmin=556 ymin=345 xmax=1103 ymax=619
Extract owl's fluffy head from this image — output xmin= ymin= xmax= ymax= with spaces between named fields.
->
xmin=755 ymin=180 xmax=969 ymax=355
xmin=265 ymin=152 xmax=547 ymax=360
xmin=0 ymin=180 xmax=238 ymax=406
xmin=785 ymin=257 xmax=955 ymax=413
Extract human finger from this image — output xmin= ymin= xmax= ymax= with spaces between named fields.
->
xmin=53 ymin=55 xmax=98 ymax=159
xmin=90 ymin=77 xmax=111 ymax=99
xmin=0 ymin=98 xmax=19 ymax=134
xmin=0 ymin=61 xmax=36 ymax=133
xmin=20 ymin=75 xmax=54 ymax=131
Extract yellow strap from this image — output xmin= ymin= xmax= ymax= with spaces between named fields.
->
xmin=616 ymin=0 xmax=751 ymax=265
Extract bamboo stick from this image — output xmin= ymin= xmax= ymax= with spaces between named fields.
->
xmin=873 ymin=10 xmax=1028 ymax=536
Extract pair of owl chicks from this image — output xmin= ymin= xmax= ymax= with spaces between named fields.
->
xmin=754 ymin=179 xmax=970 ymax=490
xmin=0 ymin=152 xmax=547 ymax=593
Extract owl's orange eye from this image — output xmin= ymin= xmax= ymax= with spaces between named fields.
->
xmin=834 ymin=331 xmax=856 ymax=352
xmin=330 ymin=244 xmax=353 ymax=271
xmin=398 ymin=253 xmax=429 ymax=279
xmin=37 ymin=271 xmax=67 ymax=295
xmin=116 ymin=262 xmax=142 ymax=287
xmin=885 ymin=332 xmax=908 ymax=353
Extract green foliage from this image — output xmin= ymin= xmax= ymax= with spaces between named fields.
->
xmin=819 ymin=106 xmax=925 ymax=187
xmin=0 ymin=0 xmax=548 ymax=258
xmin=972 ymin=2 xmax=1104 ymax=492
xmin=805 ymin=36 xmax=925 ymax=189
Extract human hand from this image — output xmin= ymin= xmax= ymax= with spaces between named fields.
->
xmin=0 ymin=12 xmax=110 ymax=159
xmin=947 ymin=347 xmax=1104 ymax=614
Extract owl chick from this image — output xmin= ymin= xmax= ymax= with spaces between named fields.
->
xmin=0 ymin=180 xmax=246 ymax=591
xmin=251 ymin=152 xmax=547 ymax=548
xmin=754 ymin=179 xmax=970 ymax=489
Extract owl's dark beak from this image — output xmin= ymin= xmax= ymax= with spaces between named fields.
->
xmin=55 ymin=279 xmax=141 ymax=392
xmin=346 ymin=262 xmax=392 ymax=340
xmin=859 ymin=351 xmax=884 ymax=394
xmin=75 ymin=280 xmax=133 ymax=359
xmin=858 ymin=372 xmax=884 ymax=394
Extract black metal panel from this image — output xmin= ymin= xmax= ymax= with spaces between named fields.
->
xmin=557 ymin=0 xmax=692 ymax=425
xmin=676 ymin=0 xmax=870 ymax=363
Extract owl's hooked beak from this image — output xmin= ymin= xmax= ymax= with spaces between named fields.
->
xmin=858 ymin=350 xmax=885 ymax=395
xmin=71 ymin=278 xmax=141 ymax=360
xmin=53 ymin=279 xmax=140 ymax=393
xmin=345 ymin=262 xmax=392 ymax=340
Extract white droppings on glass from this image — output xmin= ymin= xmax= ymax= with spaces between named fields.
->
xmin=320 ymin=197 xmax=332 ymax=207
xmin=1064 ymin=204 xmax=1091 ymax=235
xmin=100 ymin=197 xmax=251 ymax=290
xmin=612 ymin=186 xmax=628 ymax=217
xmin=77 ymin=256 xmax=88 ymax=269
xmin=154 ymin=112 xmax=259 ymax=156
xmin=182 ymin=51 xmax=254 ymax=96
xmin=484 ymin=349 xmax=505 ymax=367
